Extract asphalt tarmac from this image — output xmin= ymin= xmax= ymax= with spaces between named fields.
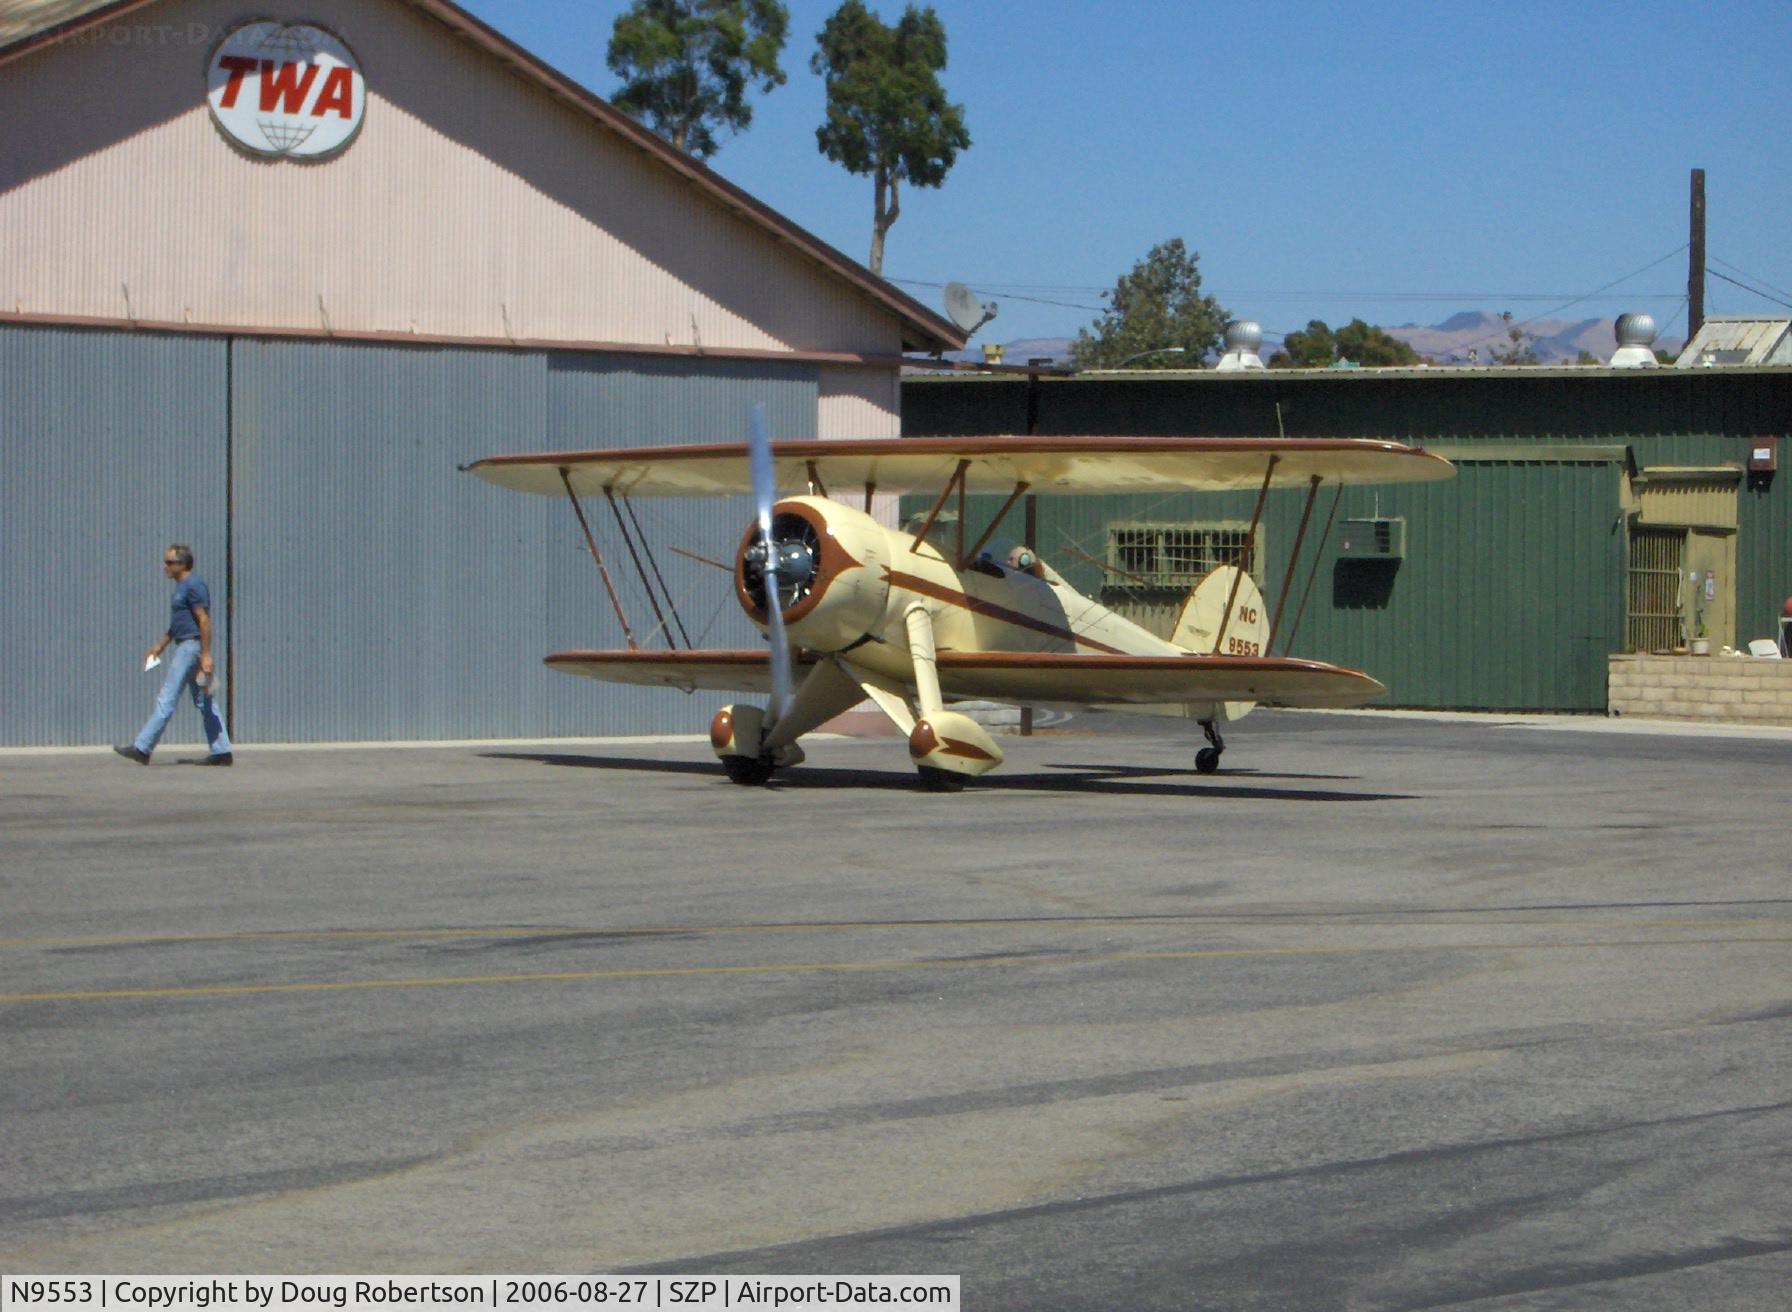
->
xmin=2 ymin=711 xmax=1790 ymax=1309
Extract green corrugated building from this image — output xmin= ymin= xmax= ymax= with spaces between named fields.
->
xmin=902 ymin=367 xmax=1792 ymax=711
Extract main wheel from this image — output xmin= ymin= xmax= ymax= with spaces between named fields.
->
xmin=722 ymin=754 xmax=776 ymax=786
xmin=916 ymin=765 xmax=966 ymax=793
xmin=1194 ymin=747 xmax=1221 ymax=774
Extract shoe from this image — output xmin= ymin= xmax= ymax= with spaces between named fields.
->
xmin=200 ymin=753 xmax=234 ymax=766
xmin=113 ymin=745 xmax=151 ymax=764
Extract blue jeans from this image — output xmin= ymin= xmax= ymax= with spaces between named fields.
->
xmin=133 ymin=639 xmax=232 ymax=757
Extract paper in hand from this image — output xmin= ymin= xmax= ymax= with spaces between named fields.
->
xmin=143 ymin=653 xmax=162 ymax=672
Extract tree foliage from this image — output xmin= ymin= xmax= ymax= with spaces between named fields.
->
xmin=1488 ymin=311 xmax=1541 ymax=366
xmin=607 ymin=0 xmax=789 ymax=159
xmin=812 ymin=1 xmax=970 ymax=275
xmin=1269 ymin=318 xmax=1421 ymax=368
xmin=1071 ymin=239 xmax=1229 ymax=370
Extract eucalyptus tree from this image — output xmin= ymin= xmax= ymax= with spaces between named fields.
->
xmin=811 ymin=0 xmax=970 ymax=275
xmin=607 ymin=0 xmax=790 ymax=159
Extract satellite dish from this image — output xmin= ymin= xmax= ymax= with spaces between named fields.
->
xmin=943 ymin=281 xmax=999 ymax=337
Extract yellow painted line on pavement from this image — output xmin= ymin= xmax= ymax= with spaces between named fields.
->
xmin=2 ymin=936 xmax=1787 ymax=1005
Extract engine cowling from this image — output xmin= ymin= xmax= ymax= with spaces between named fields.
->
xmin=734 ymin=496 xmax=892 ymax=653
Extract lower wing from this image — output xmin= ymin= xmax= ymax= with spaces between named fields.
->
xmin=544 ymin=650 xmax=1383 ymax=709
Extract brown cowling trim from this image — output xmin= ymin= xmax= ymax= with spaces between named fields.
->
xmin=733 ymin=501 xmax=864 ymax=626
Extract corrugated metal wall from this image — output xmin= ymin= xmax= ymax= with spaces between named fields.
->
xmin=540 ymin=353 xmax=817 ymax=736
xmin=231 ymin=338 xmax=554 ymax=742
xmin=236 ymin=340 xmax=817 ymax=741
xmin=5 ymin=323 xmax=820 ymax=744
xmin=1 ymin=326 xmax=226 ymax=746
xmin=1293 ymin=458 xmax=1626 ymax=709
xmin=933 ymin=456 xmax=1624 ymax=711
xmin=904 ymin=369 xmax=1791 ymax=712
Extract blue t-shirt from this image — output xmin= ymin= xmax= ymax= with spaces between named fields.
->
xmin=168 ymin=575 xmax=211 ymax=642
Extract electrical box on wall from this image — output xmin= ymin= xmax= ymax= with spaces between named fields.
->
xmin=1338 ymin=517 xmax=1406 ymax=560
xmin=1747 ymin=436 xmax=1778 ymax=472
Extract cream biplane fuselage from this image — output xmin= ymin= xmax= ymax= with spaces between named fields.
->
xmin=467 ymin=434 xmax=1454 ymax=789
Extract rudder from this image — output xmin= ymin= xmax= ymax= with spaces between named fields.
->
xmin=1171 ymin=565 xmax=1268 ymax=723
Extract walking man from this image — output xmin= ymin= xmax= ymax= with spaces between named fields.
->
xmin=115 ymin=543 xmax=233 ymax=765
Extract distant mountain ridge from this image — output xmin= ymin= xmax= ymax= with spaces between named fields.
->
xmin=945 ymin=315 xmax=1682 ymax=368
xmin=1387 ymin=312 xmax=1683 ymax=365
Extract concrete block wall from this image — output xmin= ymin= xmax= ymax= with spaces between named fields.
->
xmin=1608 ymin=655 xmax=1792 ymax=726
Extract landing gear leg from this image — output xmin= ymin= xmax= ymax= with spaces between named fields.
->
xmin=1195 ymin=719 xmax=1225 ymax=774
xmin=901 ymin=607 xmax=1003 ymax=789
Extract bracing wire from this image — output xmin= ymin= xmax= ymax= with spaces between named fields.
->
xmin=1707 ymin=269 xmax=1792 ymax=314
xmin=1709 ymin=257 xmax=1792 ymax=305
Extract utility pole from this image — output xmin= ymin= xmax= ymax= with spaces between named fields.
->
xmin=1688 ymin=168 xmax=1706 ymax=341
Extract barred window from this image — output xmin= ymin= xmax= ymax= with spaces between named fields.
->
xmin=1107 ymin=522 xmax=1258 ymax=590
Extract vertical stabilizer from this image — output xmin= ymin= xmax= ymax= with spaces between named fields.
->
xmin=1171 ymin=565 xmax=1269 ymax=723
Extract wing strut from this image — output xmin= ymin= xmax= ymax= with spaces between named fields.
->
xmin=620 ymin=494 xmax=692 ymax=647
xmin=959 ymin=480 xmax=1031 ymax=568
xmin=909 ymin=459 xmax=971 ymax=553
xmin=559 ymin=468 xmax=637 ymax=651
xmin=1280 ymin=482 xmax=1345 ymax=656
xmin=602 ymin=488 xmax=684 ymax=649
xmin=1214 ymin=456 xmax=1279 ymax=653
xmin=1269 ymin=475 xmax=1322 ymax=653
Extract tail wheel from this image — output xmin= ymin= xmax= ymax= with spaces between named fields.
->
xmin=1195 ymin=720 xmax=1225 ymax=774
xmin=722 ymin=754 xmax=776 ymax=786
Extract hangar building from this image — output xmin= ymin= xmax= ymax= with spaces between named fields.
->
xmin=0 ymin=0 xmax=963 ymax=746
xmin=905 ymin=366 xmax=1792 ymax=714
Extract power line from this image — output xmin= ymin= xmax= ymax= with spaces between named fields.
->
xmin=886 ymin=277 xmax=1104 ymax=313
xmin=1709 ymin=256 xmax=1792 ymax=305
xmin=1707 ymin=268 xmax=1792 ymax=314
xmin=1432 ymin=245 xmax=1690 ymax=360
xmin=890 ymin=276 xmax=1684 ymax=308
xmin=1208 ymin=291 xmax=1684 ymax=304
xmin=894 ymin=248 xmax=1700 ymax=343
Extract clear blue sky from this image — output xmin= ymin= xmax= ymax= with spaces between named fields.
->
xmin=460 ymin=0 xmax=1791 ymax=348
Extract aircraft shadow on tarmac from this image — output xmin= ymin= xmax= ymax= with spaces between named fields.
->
xmin=483 ymin=753 xmax=1414 ymax=802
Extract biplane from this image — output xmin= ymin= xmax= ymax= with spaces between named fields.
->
xmin=466 ymin=415 xmax=1453 ymax=790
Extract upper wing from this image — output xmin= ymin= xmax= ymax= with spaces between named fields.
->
xmin=544 ymin=649 xmax=1383 ymax=709
xmin=466 ymin=436 xmax=1453 ymax=499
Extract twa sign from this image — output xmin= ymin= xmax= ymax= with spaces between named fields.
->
xmin=207 ymin=22 xmax=365 ymax=160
